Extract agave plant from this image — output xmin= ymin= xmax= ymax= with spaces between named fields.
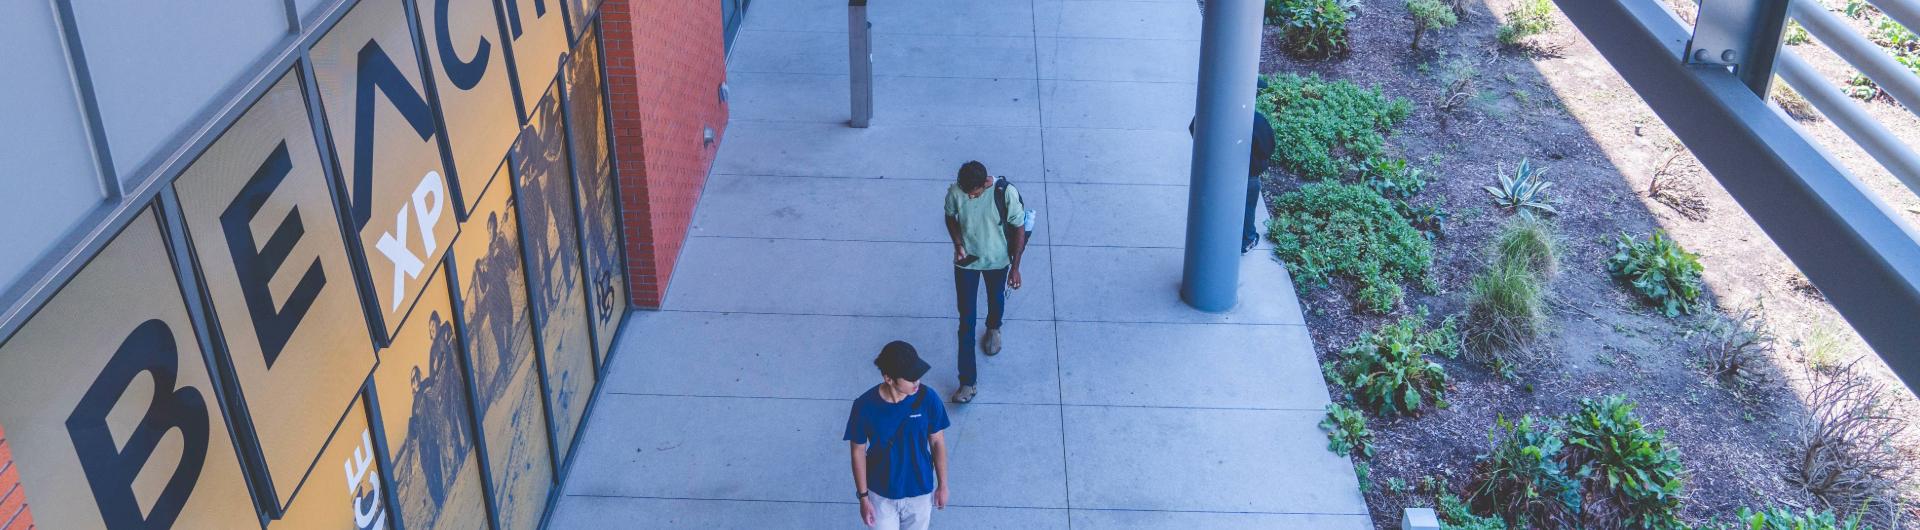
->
xmin=1486 ymin=158 xmax=1557 ymax=216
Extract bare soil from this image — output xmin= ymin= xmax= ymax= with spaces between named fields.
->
xmin=1248 ymin=0 xmax=1920 ymax=527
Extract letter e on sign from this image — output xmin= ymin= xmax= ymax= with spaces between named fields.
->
xmin=173 ymin=70 xmax=379 ymax=510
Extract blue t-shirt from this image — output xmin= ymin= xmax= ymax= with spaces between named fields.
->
xmin=843 ymin=385 xmax=950 ymax=500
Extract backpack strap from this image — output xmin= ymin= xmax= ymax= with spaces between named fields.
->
xmin=994 ymin=178 xmax=1012 ymax=229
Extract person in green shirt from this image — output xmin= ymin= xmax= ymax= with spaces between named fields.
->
xmin=943 ymin=161 xmax=1027 ymax=404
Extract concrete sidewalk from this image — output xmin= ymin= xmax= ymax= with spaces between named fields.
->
xmin=547 ymin=0 xmax=1369 ymax=527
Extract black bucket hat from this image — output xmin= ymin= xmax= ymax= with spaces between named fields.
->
xmin=875 ymin=341 xmax=931 ymax=381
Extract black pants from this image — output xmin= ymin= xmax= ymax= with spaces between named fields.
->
xmin=953 ymin=266 xmax=1007 ymax=386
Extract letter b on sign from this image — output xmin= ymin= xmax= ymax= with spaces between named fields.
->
xmin=64 ymin=319 xmax=210 ymax=529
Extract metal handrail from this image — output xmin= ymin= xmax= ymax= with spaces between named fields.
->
xmin=1790 ymin=0 xmax=1920 ymax=117
xmin=1777 ymin=49 xmax=1920 ymax=193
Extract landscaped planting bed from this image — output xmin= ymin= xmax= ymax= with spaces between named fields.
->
xmin=1247 ymin=0 xmax=1920 ymax=527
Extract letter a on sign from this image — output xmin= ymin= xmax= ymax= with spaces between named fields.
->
xmin=0 ymin=209 xmax=257 ymax=529
xmin=311 ymin=0 xmax=459 ymax=341
xmin=174 ymin=70 xmax=379 ymax=510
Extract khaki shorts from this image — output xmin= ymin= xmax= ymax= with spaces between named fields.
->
xmin=871 ymin=493 xmax=932 ymax=530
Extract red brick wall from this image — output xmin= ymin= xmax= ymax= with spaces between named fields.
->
xmin=600 ymin=0 xmax=730 ymax=308
xmin=0 ymin=424 xmax=33 ymax=530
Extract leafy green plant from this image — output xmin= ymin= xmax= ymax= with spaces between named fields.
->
xmin=1320 ymin=402 xmax=1375 ymax=458
xmin=1400 ymin=200 xmax=1451 ymax=241
xmin=1364 ymin=157 xmax=1428 ymax=199
xmin=1606 ymin=230 xmax=1705 ymax=317
xmin=1409 ymin=0 xmax=1460 ymax=50
xmin=1844 ymin=0 xmax=1877 ymax=19
xmin=1563 ymin=395 xmax=1686 ymax=530
xmin=1268 ymin=182 xmax=1433 ymax=312
xmin=1260 ymin=74 xmax=1412 ymax=181
xmin=1785 ymin=20 xmax=1812 ymax=46
xmin=1497 ymin=0 xmax=1557 ymax=46
xmin=1328 ymin=314 xmax=1454 ymax=416
xmin=1275 ymin=0 xmax=1355 ymax=58
xmin=1439 ymin=493 xmax=1510 ymax=530
xmin=1485 ymin=158 xmax=1557 ymax=216
xmin=1470 ymin=415 xmax=1583 ymax=527
xmin=1846 ymin=73 xmax=1881 ymax=101
xmin=1727 ymin=506 xmax=1864 ymax=530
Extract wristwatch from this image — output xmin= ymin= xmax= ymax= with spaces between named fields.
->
xmin=856 ymin=490 xmax=869 ymax=500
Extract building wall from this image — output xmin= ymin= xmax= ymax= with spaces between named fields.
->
xmin=0 ymin=0 xmax=677 ymax=528
xmin=0 ymin=424 xmax=31 ymax=530
xmin=602 ymin=0 xmax=730 ymax=307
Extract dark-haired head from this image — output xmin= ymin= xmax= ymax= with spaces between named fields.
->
xmin=957 ymin=161 xmax=990 ymax=193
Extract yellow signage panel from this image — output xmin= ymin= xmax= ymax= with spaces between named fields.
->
xmin=173 ymin=69 xmax=379 ymax=510
xmin=269 ymin=394 xmax=389 ymax=529
xmin=502 ymin=0 xmax=570 ymax=111
xmin=372 ymin=269 xmax=490 ymax=530
xmin=564 ymin=28 xmax=628 ymax=367
xmin=0 ymin=209 xmax=259 ymax=530
xmin=451 ymin=162 xmax=554 ymax=530
xmin=414 ymin=0 xmax=522 ymax=215
xmin=514 ymin=83 xmax=596 ymax=464
xmin=310 ymin=0 xmax=460 ymax=341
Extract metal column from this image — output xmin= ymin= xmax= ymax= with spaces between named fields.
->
xmin=848 ymin=0 xmax=873 ymax=128
xmin=1181 ymin=0 xmax=1263 ymax=312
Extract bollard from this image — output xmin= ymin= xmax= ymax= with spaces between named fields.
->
xmin=1403 ymin=507 xmax=1440 ymax=530
xmin=848 ymin=0 xmax=873 ymax=128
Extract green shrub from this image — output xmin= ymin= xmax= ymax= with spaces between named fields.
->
xmin=1320 ymin=403 xmax=1375 ymax=458
xmin=1400 ymin=200 xmax=1451 ymax=241
xmin=1363 ymin=157 xmax=1428 ymax=199
xmin=1274 ymin=0 xmax=1356 ymax=58
xmin=1471 ymin=415 xmax=1583 ymax=527
xmin=1785 ymin=20 xmax=1812 ymax=46
xmin=1563 ymin=395 xmax=1686 ymax=530
xmin=1606 ymin=230 xmax=1705 ymax=317
xmin=1439 ymin=493 xmax=1510 ymax=530
xmin=1726 ymin=506 xmax=1864 ymax=530
xmin=1328 ymin=314 xmax=1454 ymax=416
xmin=1497 ymin=0 xmax=1557 ymax=46
xmin=1485 ymin=158 xmax=1557 ymax=216
xmin=1409 ymin=0 xmax=1460 ymax=50
xmin=1268 ymin=182 xmax=1433 ymax=312
xmin=1260 ymin=74 xmax=1413 ymax=181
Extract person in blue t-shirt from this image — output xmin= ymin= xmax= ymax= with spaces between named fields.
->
xmin=845 ymin=341 xmax=951 ymax=529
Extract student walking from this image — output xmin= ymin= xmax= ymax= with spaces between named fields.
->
xmin=846 ymin=341 xmax=951 ymax=530
xmin=943 ymin=161 xmax=1028 ymax=404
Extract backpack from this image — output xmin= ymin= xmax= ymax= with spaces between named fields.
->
xmin=993 ymin=178 xmax=1035 ymax=257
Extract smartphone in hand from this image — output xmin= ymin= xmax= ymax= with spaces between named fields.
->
xmin=955 ymin=255 xmax=979 ymax=266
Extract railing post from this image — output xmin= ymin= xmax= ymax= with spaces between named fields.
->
xmin=848 ymin=0 xmax=873 ymax=128
xmin=1181 ymin=0 xmax=1263 ymax=312
xmin=1687 ymin=0 xmax=1792 ymax=96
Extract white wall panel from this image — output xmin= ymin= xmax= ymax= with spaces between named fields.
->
xmin=70 ymin=0 xmax=288 ymax=183
xmin=0 ymin=0 xmax=104 ymax=293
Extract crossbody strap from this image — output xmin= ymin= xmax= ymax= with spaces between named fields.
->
xmin=881 ymin=388 xmax=927 ymax=450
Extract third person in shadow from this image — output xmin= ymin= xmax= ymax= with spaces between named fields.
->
xmin=943 ymin=161 xmax=1028 ymax=404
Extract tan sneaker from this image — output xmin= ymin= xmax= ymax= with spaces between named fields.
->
xmin=953 ymin=385 xmax=977 ymax=404
xmin=982 ymin=329 xmax=1003 ymax=356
